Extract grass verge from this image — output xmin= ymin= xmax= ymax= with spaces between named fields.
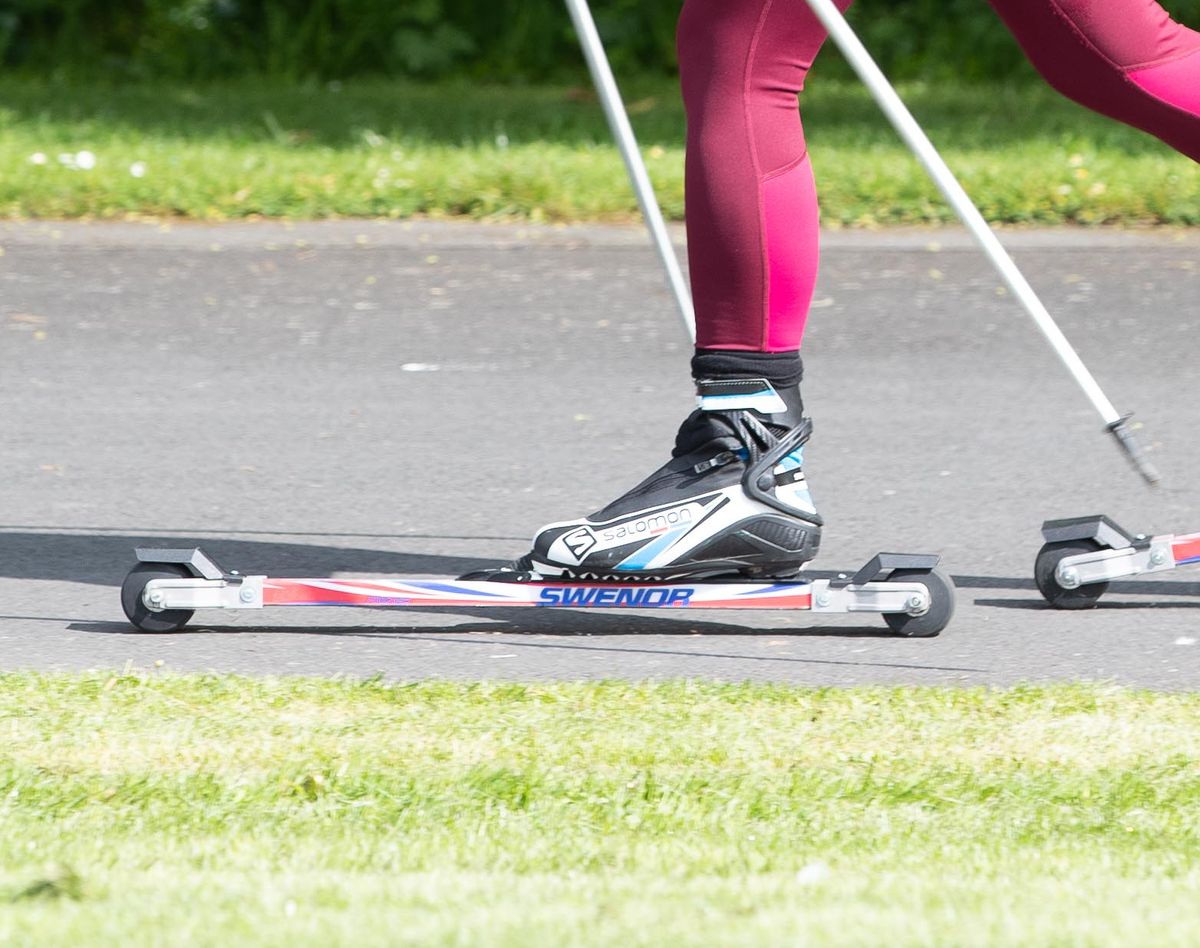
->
xmin=0 ymin=674 xmax=1198 ymax=945
xmin=0 ymin=78 xmax=1196 ymax=225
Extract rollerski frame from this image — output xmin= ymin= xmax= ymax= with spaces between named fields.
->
xmin=1035 ymin=515 xmax=1200 ymax=609
xmin=122 ymin=548 xmax=956 ymax=637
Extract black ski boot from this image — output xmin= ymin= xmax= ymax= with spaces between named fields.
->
xmin=521 ymin=378 xmax=822 ymax=580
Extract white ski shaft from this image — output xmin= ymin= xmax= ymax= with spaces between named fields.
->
xmin=563 ymin=0 xmax=696 ymax=339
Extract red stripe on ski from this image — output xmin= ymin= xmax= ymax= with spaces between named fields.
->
xmin=1171 ymin=534 xmax=1200 ymax=564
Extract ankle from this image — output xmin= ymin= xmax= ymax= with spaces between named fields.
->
xmin=691 ymin=348 xmax=803 ymax=390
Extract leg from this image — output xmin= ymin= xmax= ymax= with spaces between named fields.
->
xmin=517 ymin=0 xmax=842 ymax=580
xmin=677 ymin=0 xmax=849 ymax=354
xmin=989 ymin=0 xmax=1200 ymax=161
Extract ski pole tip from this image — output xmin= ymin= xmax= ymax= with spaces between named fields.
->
xmin=1107 ymin=415 xmax=1161 ymax=488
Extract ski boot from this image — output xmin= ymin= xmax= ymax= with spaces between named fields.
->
xmin=520 ymin=378 xmax=822 ymax=581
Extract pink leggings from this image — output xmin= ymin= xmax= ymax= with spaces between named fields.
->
xmin=678 ymin=0 xmax=1200 ymax=352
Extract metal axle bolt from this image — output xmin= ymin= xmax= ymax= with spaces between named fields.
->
xmin=907 ymin=594 xmax=926 ymax=612
xmin=1059 ymin=567 xmax=1080 ymax=589
xmin=147 ymin=590 xmax=164 ymax=606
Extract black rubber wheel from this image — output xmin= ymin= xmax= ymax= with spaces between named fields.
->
xmin=121 ymin=563 xmax=194 ymax=633
xmin=883 ymin=568 xmax=956 ymax=638
xmin=1034 ymin=540 xmax=1108 ymax=609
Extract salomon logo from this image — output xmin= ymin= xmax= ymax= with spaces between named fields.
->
xmin=601 ymin=506 xmax=694 ymax=543
xmin=538 ymin=587 xmax=694 ymax=607
xmin=562 ymin=527 xmax=598 ymax=561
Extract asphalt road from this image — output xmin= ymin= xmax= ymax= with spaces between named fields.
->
xmin=2 ymin=220 xmax=1198 ymax=686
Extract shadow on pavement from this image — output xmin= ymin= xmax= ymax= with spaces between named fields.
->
xmin=977 ymin=595 xmax=1200 ymax=610
xmin=66 ymin=611 xmax=902 ymax=639
xmin=0 ymin=530 xmax=500 ymax=586
xmin=2 ymin=528 xmax=1037 ymax=589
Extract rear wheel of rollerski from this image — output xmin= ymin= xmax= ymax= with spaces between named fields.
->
xmin=121 ymin=563 xmax=194 ymax=633
xmin=882 ymin=568 xmax=955 ymax=637
xmin=1034 ymin=539 xmax=1108 ymax=609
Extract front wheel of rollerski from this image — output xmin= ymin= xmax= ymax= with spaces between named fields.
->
xmin=883 ymin=568 xmax=956 ymax=638
xmin=121 ymin=563 xmax=194 ymax=633
xmin=1034 ymin=540 xmax=1108 ymax=609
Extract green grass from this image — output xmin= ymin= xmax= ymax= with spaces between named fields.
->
xmin=0 ymin=78 xmax=1195 ymax=225
xmin=1 ymin=675 xmax=1198 ymax=945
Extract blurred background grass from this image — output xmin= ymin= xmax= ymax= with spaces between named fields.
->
xmin=1 ymin=77 xmax=1195 ymax=224
xmin=0 ymin=1 xmax=1196 ymax=223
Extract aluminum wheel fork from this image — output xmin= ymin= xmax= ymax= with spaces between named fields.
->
xmin=1035 ymin=515 xmax=1200 ymax=609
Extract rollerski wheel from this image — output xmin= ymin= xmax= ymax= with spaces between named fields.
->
xmin=121 ymin=562 xmax=195 ymax=633
xmin=1035 ymin=516 xmax=1200 ymax=610
xmin=882 ymin=567 xmax=956 ymax=637
xmin=1034 ymin=539 xmax=1108 ymax=610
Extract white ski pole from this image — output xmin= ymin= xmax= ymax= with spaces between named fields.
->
xmin=563 ymin=0 xmax=696 ymax=340
xmin=803 ymin=0 xmax=1159 ymax=485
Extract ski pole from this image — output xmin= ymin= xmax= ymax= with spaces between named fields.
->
xmin=563 ymin=0 xmax=696 ymax=340
xmin=802 ymin=0 xmax=1160 ymax=486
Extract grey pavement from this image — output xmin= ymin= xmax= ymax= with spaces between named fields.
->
xmin=1 ymin=219 xmax=1198 ymax=686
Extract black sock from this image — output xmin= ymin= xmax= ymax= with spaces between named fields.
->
xmin=690 ymin=348 xmax=803 ymax=389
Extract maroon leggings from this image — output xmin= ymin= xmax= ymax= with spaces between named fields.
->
xmin=677 ymin=0 xmax=1200 ymax=352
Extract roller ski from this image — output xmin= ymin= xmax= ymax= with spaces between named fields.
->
xmin=120 ymin=378 xmax=956 ymax=637
xmin=121 ymin=547 xmax=954 ymax=637
xmin=1035 ymin=515 xmax=1200 ymax=609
